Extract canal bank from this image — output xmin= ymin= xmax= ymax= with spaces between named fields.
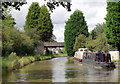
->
xmin=2 ymin=53 xmax=67 ymax=72
xmin=2 ymin=57 xmax=119 ymax=83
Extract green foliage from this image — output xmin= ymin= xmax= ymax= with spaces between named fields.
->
xmin=2 ymin=13 xmax=34 ymax=56
xmin=64 ymin=10 xmax=89 ymax=56
xmin=24 ymin=2 xmax=41 ymax=42
xmin=86 ymin=23 xmax=106 ymax=51
xmin=86 ymin=33 xmax=106 ymax=51
xmin=2 ymin=52 xmax=20 ymax=71
xmin=2 ymin=15 xmax=16 ymax=56
xmin=91 ymin=30 xmax=97 ymax=40
xmin=24 ymin=3 xmax=53 ymax=42
xmin=94 ymin=23 xmax=105 ymax=34
xmin=105 ymin=2 xmax=120 ymax=51
xmin=73 ymin=34 xmax=86 ymax=51
xmin=90 ymin=23 xmax=105 ymax=40
xmin=2 ymin=52 xmax=36 ymax=71
xmin=38 ymin=5 xmax=53 ymax=42
xmin=48 ymin=34 xmax=57 ymax=42
xmin=61 ymin=48 xmax=66 ymax=54
xmin=24 ymin=2 xmax=40 ymax=30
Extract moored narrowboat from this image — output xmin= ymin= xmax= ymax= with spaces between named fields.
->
xmin=82 ymin=51 xmax=116 ymax=69
xmin=74 ymin=48 xmax=88 ymax=62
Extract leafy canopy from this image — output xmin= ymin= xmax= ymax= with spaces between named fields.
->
xmin=64 ymin=10 xmax=89 ymax=56
xmin=24 ymin=2 xmax=41 ymax=30
xmin=38 ymin=5 xmax=53 ymax=42
xmin=105 ymin=2 xmax=120 ymax=51
xmin=73 ymin=34 xmax=86 ymax=51
xmin=2 ymin=13 xmax=34 ymax=56
xmin=24 ymin=3 xmax=53 ymax=42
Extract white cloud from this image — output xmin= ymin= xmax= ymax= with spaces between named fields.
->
xmin=53 ymin=23 xmax=65 ymax=42
xmin=51 ymin=6 xmax=68 ymax=24
xmin=11 ymin=0 xmax=107 ymax=42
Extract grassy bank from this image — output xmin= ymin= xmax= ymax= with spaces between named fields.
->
xmin=2 ymin=52 xmax=67 ymax=72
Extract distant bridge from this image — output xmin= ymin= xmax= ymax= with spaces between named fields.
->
xmin=43 ymin=42 xmax=64 ymax=48
xmin=34 ymin=42 xmax=64 ymax=55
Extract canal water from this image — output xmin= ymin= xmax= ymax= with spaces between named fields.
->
xmin=2 ymin=57 xmax=119 ymax=83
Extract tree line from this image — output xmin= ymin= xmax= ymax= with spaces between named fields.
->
xmin=64 ymin=2 xmax=120 ymax=56
xmin=2 ymin=2 xmax=55 ymax=56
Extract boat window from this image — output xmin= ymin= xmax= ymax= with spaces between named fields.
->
xmin=80 ymin=49 xmax=83 ymax=51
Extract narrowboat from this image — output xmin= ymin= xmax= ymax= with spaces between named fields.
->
xmin=82 ymin=51 xmax=116 ymax=69
xmin=74 ymin=48 xmax=87 ymax=62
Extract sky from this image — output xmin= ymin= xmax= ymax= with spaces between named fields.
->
xmin=11 ymin=0 xmax=107 ymax=42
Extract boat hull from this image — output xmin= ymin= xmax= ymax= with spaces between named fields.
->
xmin=74 ymin=57 xmax=82 ymax=62
xmin=82 ymin=59 xmax=116 ymax=69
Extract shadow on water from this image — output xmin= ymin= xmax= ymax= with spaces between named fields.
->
xmin=2 ymin=57 xmax=119 ymax=83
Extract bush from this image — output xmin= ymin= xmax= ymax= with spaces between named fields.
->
xmin=2 ymin=16 xmax=34 ymax=56
xmin=2 ymin=52 xmax=20 ymax=71
xmin=73 ymin=34 xmax=86 ymax=51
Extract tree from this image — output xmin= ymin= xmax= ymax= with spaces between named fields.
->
xmin=91 ymin=30 xmax=97 ymax=40
xmin=37 ymin=5 xmax=53 ymax=42
xmin=24 ymin=2 xmax=41 ymax=34
xmin=2 ymin=14 xmax=16 ymax=56
xmin=105 ymin=2 xmax=120 ymax=51
xmin=24 ymin=2 xmax=42 ymax=43
xmin=94 ymin=23 xmax=105 ymax=34
xmin=91 ymin=23 xmax=105 ymax=40
xmin=64 ymin=10 xmax=89 ymax=56
xmin=2 ymin=23 xmax=34 ymax=56
xmin=73 ymin=34 xmax=86 ymax=51
xmin=86 ymin=33 xmax=106 ymax=52
xmin=2 ymin=12 xmax=34 ymax=56
xmin=24 ymin=3 xmax=53 ymax=42
xmin=49 ymin=34 xmax=57 ymax=42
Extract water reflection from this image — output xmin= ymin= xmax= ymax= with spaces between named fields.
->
xmin=51 ymin=57 xmax=67 ymax=82
xmin=65 ymin=69 xmax=77 ymax=79
xmin=2 ymin=57 xmax=119 ymax=83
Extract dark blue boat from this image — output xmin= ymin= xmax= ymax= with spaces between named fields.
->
xmin=82 ymin=51 xmax=116 ymax=69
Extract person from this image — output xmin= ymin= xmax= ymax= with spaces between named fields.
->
xmin=98 ymin=50 xmax=103 ymax=62
xmin=107 ymin=52 xmax=111 ymax=62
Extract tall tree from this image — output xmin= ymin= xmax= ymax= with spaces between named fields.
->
xmin=24 ymin=3 xmax=53 ymax=42
xmin=24 ymin=2 xmax=41 ymax=32
xmin=64 ymin=10 xmax=89 ymax=56
xmin=24 ymin=2 xmax=42 ymax=42
xmin=105 ymin=2 xmax=120 ymax=51
xmin=37 ymin=5 xmax=53 ymax=42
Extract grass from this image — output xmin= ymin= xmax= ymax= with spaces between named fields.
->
xmin=2 ymin=52 xmax=67 ymax=72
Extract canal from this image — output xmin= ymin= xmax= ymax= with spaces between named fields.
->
xmin=2 ymin=57 xmax=120 ymax=83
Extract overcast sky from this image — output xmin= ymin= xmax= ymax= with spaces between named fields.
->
xmin=11 ymin=0 xmax=107 ymax=42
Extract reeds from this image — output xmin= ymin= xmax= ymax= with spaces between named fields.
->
xmin=2 ymin=53 xmax=54 ymax=72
